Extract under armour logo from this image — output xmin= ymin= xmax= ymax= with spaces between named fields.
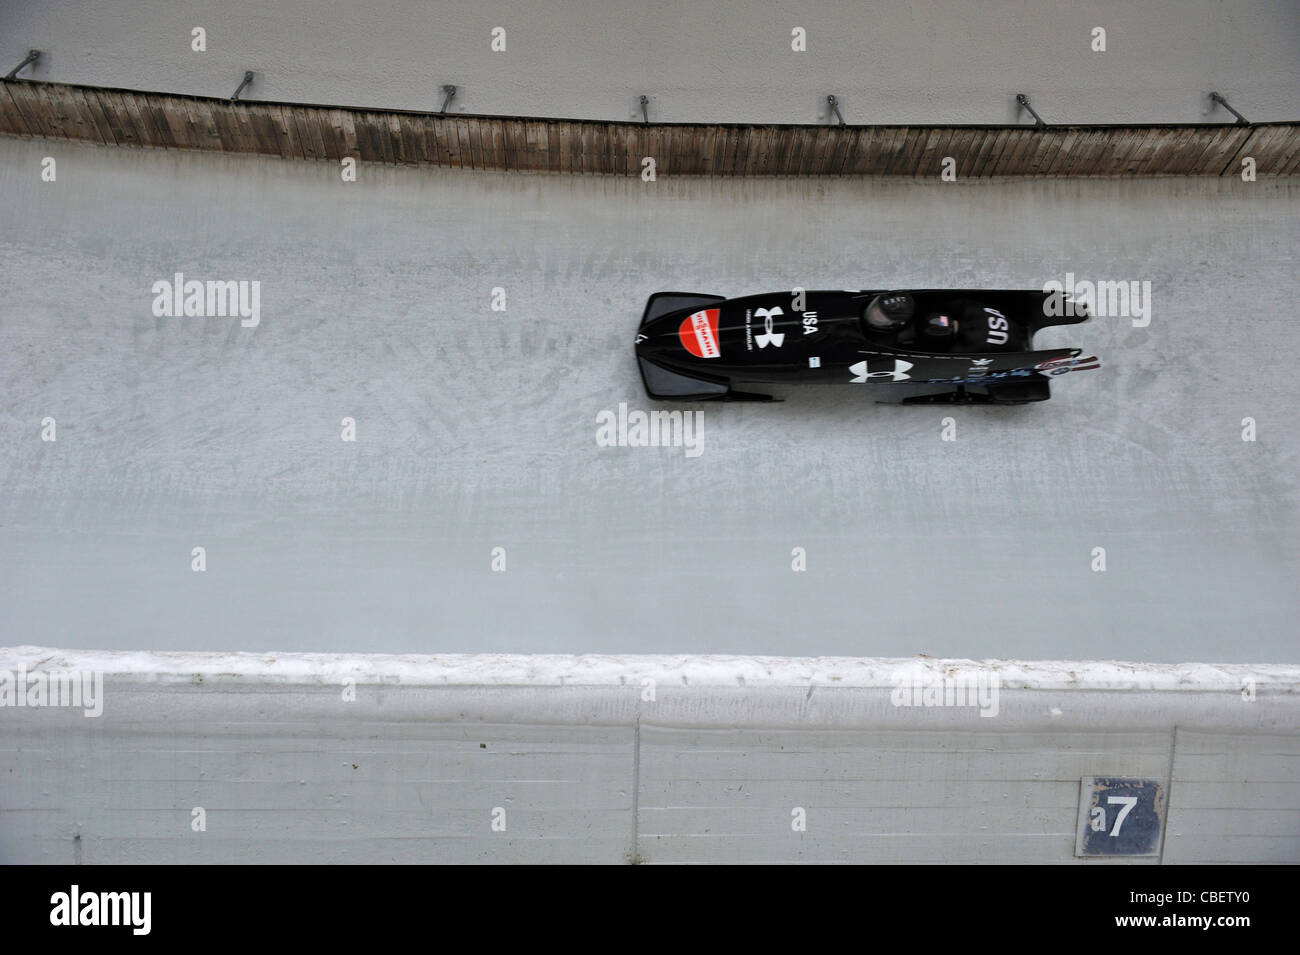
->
xmin=754 ymin=307 xmax=785 ymax=349
xmin=849 ymin=359 xmax=913 ymax=383
xmin=971 ymin=358 xmax=993 ymax=367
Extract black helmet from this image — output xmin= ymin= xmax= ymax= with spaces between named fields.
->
xmin=864 ymin=293 xmax=915 ymax=330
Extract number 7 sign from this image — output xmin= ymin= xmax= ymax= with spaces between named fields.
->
xmin=1076 ymin=777 xmax=1166 ymax=857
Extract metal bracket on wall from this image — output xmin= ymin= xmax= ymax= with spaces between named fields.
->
xmin=826 ymin=95 xmax=845 ymax=126
xmin=1209 ymin=91 xmax=1250 ymax=126
xmin=440 ymin=85 xmax=457 ymax=114
xmin=1016 ymin=94 xmax=1046 ymax=128
xmin=230 ymin=71 xmax=255 ymax=102
xmin=5 ymin=49 xmax=41 ymax=81
xmin=639 ymin=95 xmax=649 ymax=124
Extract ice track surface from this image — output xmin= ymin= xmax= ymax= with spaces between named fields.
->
xmin=1 ymin=138 xmax=1297 ymax=661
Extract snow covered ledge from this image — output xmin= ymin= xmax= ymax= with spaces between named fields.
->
xmin=3 ymin=647 xmax=1298 ymax=864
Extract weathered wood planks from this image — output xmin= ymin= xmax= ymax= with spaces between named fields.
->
xmin=2 ymin=80 xmax=1296 ymax=177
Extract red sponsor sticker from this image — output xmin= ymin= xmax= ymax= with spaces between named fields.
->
xmin=678 ymin=309 xmax=721 ymax=359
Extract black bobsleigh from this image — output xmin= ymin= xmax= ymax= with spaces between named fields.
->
xmin=635 ymin=289 xmax=1099 ymax=404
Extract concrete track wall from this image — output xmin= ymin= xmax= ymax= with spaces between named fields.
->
xmin=3 ymin=648 xmax=1298 ymax=864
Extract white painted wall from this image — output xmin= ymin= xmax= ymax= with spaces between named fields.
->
xmin=2 ymin=648 xmax=1297 ymax=864
xmin=2 ymin=1 xmax=1298 ymax=124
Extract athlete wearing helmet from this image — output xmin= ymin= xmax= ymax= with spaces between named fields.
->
xmin=864 ymin=293 xmax=1024 ymax=353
